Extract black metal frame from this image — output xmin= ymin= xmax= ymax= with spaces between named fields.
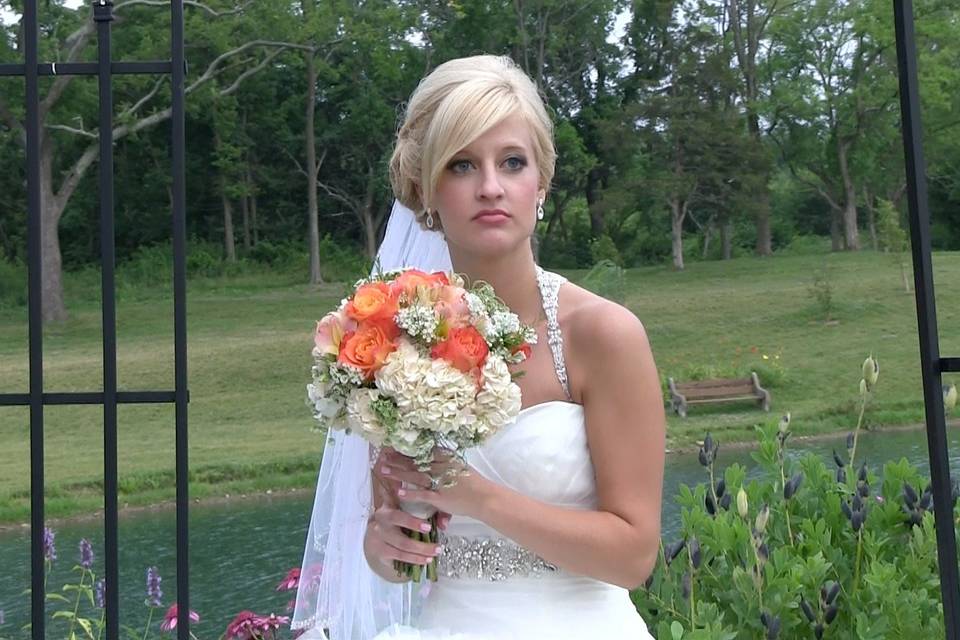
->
xmin=894 ymin=2 xmax=960 ymax=637
xmin=0 ymin=1 xmax=190 ymax=639
xmin=0 ymin=0 xmax=957 ymax=638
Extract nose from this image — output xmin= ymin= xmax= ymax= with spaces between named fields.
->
xmin=476 ymin=162 xmax=505 ymax=201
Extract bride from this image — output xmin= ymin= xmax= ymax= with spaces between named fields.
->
xmin=292 ymin=55 xmax=665 ymax=640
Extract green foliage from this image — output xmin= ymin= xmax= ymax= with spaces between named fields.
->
xmin=578 ymin=259 xmax=626 ymax=304
xmin=0 ymin=259 xmax=26 ymax=308
xmin=635 ymin=382 xmax=951 ymax=639
xmin=589 ymin=234 xmax=623 ymax=266
xmin=808 ymin=266 xmax=836 ymax=322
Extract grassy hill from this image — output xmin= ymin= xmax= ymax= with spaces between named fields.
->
xmin=0 ymin=246 xmax=956 ymax=523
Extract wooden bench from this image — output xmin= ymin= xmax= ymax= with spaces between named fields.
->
xmin=667 ymin=372 xmax=771 ymax=417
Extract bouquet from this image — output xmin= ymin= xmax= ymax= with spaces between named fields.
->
xmin=307 ymin=268 xmax=536 ymax=581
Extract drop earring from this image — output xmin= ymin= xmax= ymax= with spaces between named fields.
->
xmin=537 ymin=198 xmax=544 ymax=221
xmin=426 ymin=209 xmax=435 ymax=229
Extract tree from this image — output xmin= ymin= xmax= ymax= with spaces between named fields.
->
xmin=0 ymin=1 xmax=292 ymax=322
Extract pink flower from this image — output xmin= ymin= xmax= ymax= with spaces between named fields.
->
xmin=434 ymin=285 xmax=470 ymax=329
xmin=160 ymin=603 xmax=199 ymax=633
xmin=253 ymin=613 xmax=290 ymax=632
xmin=314 ymin=310 xmax=356 ymax=357
xmin=225 ymin=610 xmax=257 ymax=640
xmin=276 ymin=568 xmax=300 ymax=592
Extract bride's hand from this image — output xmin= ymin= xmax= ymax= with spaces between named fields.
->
xmin=379 ymin=448 xmax=494 ymax=520
xmin=365 ymin=503 xmax=443 ymax=575
xmin=374 ymin=448 xmax=453 ymax=529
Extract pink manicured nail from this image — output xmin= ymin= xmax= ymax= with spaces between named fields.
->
xmin=381 ymin=466 xmax=391 ymax=475
xmin=398 ymin=489 xmax=407 ymax=497
xmin=419 ymin=523 xmax=432 ymax=532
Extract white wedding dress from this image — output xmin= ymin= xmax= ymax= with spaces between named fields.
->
xmin=373 ymin=269 xmax=654 ymax=640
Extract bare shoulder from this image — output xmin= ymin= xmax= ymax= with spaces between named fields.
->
xmin=560 ymin=282 xmax=648 ymax=357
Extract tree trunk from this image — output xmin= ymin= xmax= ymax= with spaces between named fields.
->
xmin=701 ymin=218 xmax=713 ymax=260
xmin=728 ymin=0 xmax=772 ymax=257
xmin=222 ymin=191 xmax=236 ymax=262
xmin=251 ymin=192 xmax=259 ymax=246
xmin=585 ymin=168 xmax=604 ymax=237
xmin=863 ymin=186 xmax=878 ymax=250
xmin=39 ymin=137 xmax=68 ymax=323
xmin=721 ymin=218 xmax=733 ymax=260
xmin=241 ymin=190 xmax=251 ymax=251
xmin=361 ymin=165 xmax=380 ymax=258
xmin=305 ymin=46 xmax=323 ymax=284
xmin=837 ymin=139 xmax=859 ymax=251
xmin=829 ymin=211 xmax=841 ymax=251
xmin=670 ymin=198 xmax=686 ymax=271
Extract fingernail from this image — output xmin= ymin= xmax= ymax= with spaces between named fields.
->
xmin=381 ymin=466 xmax=391 ymax=475
xmin=419 ymin=523 xmax=432 ymax=532
xmin=435 ymin=546 xmax=443 ymax=555
xmin=398 ymin=489 xmax=406 ymax=497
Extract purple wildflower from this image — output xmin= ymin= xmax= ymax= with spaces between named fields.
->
xmin=94 ymin=579 xmax=105 ymax=609
xmin=42 ymin=527 xmax=56 ymax=562
xmin=79 ymin=538 xmax=94 ymax=570
xmin=146 ymin=567 xmax=163 ymax=607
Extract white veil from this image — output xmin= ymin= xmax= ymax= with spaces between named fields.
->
xmin=291 ymin=200 xmax=452 ymax=639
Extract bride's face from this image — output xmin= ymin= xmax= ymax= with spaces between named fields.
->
xmin=431 ymin=112 xmax=544 ymax=259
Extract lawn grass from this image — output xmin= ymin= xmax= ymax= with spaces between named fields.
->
xmin=0 ymin=247 xmax=956 ymax=524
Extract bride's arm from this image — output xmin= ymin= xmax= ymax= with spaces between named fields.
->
xmin=481 ymin=303 xmax=665 ymax=589
xmin=397 ymin=302 xmax=665 ymax=589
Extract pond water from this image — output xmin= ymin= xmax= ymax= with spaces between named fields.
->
xmin=1 ymin=425 xmax=959 ymax=638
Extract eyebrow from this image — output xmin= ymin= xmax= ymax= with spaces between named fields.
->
xmin=455 ymin=143 xmax=530 ymax=156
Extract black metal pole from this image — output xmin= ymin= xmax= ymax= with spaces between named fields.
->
xmin=171 ymin=2 xmax=190 ymax=637
xmin=24 ymin=0 xmax=45 ymax=637
xmin=93 ymin=2 xmax=120 ymax=638
xmin=893 ymin=2 xmax=960 ymax=637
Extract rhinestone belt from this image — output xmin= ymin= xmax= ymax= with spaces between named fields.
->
xmin=436 ymin=533 xmax=560 ymax=581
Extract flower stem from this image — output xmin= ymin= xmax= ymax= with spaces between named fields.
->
xmin=142 ymin=607 xmax=154 ymax=640
xmin=849 ymin=393 xmax=868 ymax=469
xmin=853 ymin=528 xmax=864 ymax=593
xmin=67 ymin=569 xmax=87 ymax=638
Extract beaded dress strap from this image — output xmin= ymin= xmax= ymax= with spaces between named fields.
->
xmin=535 ymin=266 xmax=572 ymax=401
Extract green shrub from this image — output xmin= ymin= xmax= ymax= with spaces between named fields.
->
xmin=578 ymin=259 xmax=626 ymax=304
xmin=635 ymin=358 xmax=950 ymax=639
xmin=0 ymin=259 xmax=27 ymax=308
xmin=590 ymin=234 xmax=623 ymax=267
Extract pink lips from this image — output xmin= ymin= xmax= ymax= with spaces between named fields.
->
xmin=474 ymin=209 xmax=510 ymax=223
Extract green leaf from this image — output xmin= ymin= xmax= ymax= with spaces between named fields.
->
xmin=671 ymin=620 xmax=684 ymax=640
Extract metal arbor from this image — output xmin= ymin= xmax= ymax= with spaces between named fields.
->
xmin=0 ymin=0 xmax=959 ymax=639
xmin=0 ymin=1 xmax=190 ymax=638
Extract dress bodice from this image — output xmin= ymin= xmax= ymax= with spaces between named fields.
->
xmin=374 ymin=268 xmax=654 ymax=640
xmin=443 ymin=268 xmax=596 ymax=539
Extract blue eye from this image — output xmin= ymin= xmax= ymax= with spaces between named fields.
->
xmin=449 ymin=159 xmax=473 ymax=174
xmin=505 ymin=156 xmax=527 ymax=170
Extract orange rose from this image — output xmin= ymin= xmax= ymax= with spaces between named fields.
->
xmin=337 ymin=323 xmax=397 ymax=380
xmin=430 ymin=326 xmax=489 ymax=375
xmin=390 ymin=269 xmax=449 ymax=299
xmin=345 ymin=282 xmax=398 ymax=324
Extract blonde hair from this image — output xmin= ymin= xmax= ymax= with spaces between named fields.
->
xmin=389 ymin=55 xmax=556 ymax=230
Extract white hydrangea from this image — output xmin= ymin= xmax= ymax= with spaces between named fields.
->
xmin=396 ymin=304 xmax=439 ymax=341
xmin=489 ymin=310 xmax=521 ymax=336
xmin=472 ymin=356 xmax=522 ymax=437
xmin=345 ymin=388 xmax=389 ymax=446
xmin=375 ymin=340 xmax=478 ymax=441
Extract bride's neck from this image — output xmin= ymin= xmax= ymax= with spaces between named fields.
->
xmin=450 ymin=246 xmax=542 ymax=324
